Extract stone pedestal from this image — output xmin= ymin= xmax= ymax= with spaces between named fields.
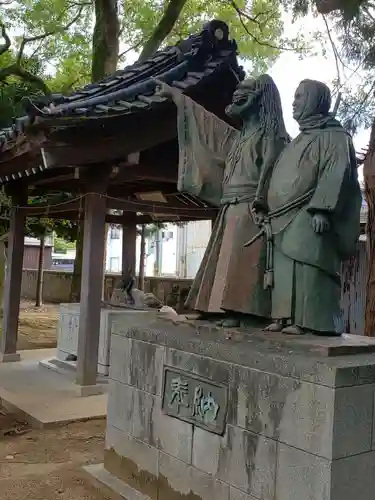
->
xmin=87 ymin=315 xmax=375 ymax=500
xmin=56 ymin=304 xmax=146 ymax=376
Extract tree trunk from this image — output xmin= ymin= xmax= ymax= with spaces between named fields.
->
xmin=138 ymin=0 xmax=188 ymax=61
xmin=315 ymin=0 xmax=343 ymax=13
xmin=92 ymin=0 xmax=119 ymax=81
xmin=138 ymin=225 xmax=146 ymax=290
xmin=70 ymin=1 xmax=119 ymax=302
xmin=315 ymin=0 xmax=362 ymax=17
xmin=35 ymin=234 xmax=45 ymax=307
xmin=364 ymin=120 xmax=375 ymax=336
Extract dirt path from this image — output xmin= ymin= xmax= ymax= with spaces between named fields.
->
xmin=17 ymin=302 xmax=59 ymax=350
xmin=0 ymin=418 xmax=122 ymax=500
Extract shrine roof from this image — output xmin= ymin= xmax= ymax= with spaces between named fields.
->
xmin=0 ymin=19 xmax=243 ymax=183
xmin=22 ymin=19 xmax=244 ymax=125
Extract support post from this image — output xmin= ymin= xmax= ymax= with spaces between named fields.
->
xmin=121 ymin=212 xmax=137 ymax=277
xmin=76 ymin=191 xmax=107 ymax=392
xmin=138 ymin=225 xmax=146 ymax=290
xmin=35 ymin=233 xmax=45 ymax=307
xmin=1 ymin=195 xmax=26 ymax=362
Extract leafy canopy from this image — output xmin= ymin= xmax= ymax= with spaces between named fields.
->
xmin=282 ymin=0 xmax=375 ymax=132
xmin=0 ymin=0 xmax=305 ymax=95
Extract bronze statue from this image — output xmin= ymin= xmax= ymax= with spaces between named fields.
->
xmin=158 ymin=75 xmax=289 ymax=326
xmin=258 ymin=79 xmax=362 ymax=336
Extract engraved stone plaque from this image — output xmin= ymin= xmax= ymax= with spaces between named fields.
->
xmin=162 ymin=366 xmax=228 ymax=435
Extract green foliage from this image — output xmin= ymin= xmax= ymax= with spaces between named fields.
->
xmin=0 ymin=0 xmax=306 ymax=94
xmin=137 ymin=222 xmax=167 ymax=237
xmin=54 ymin=235 xmax=76 ymax=253
xmin=283 ymin=0 xmax=375 ymax=132
xmin=0 ymin=189 xmax=78 ymax=241
xmin=122 ymin=0 xmax=304 ymax=72
xmin=27 ymin=195 xmax=78 ymax=241
xmin=0 ymin=51 xmax=45 ymax=127
xmin=2 ymin=0 xmax=92 ymax=73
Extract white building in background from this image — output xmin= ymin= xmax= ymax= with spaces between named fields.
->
xmin=175 ymin=220 xmax=212 ymax=278
xmin=105 ymin=220 xmax=212 ymax=278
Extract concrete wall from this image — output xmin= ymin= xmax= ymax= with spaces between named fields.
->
xmin=21 ymin=269 xmax=193 ymax=312
xmin=23 ymin=245 xmax=52 ymax=270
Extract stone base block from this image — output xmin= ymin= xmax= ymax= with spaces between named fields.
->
xmin=0 ymin=352 xmax=21 ymax=363
xmin=84 ymin=463 xmax=150 ymax=500
xmin=74 ymin=383 xmax=105 ymax=397
xmin=97 ymin=316 xmax=375 ymax=500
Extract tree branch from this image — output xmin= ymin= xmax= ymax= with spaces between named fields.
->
xmin=227 ymin=0 xmax=304 ymax=52
xmin=0 ymin=4 xmax=87 ymax=95
xmin=138 ymin=0 xmax=188 ymax=61
xmin=322 ymin=15 xmax=341 ymax=87
xmin=0 ymin=64 xmax=50 ymax=94
xmin=119 ymin=41 xmax=143 ymax=60
xmin=16 ymin=4 xmax=86 ymax=64
xmin=0 ymin=23 xmax=11 ymax=56
xmin=226 ymin=0 xmax=275 ymax=27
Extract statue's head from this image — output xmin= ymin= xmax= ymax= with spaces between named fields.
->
xmin=226 ymin=74 xmax=289 ymax=139
xmin=226 ymin=77 xmax=259 ymax=120
xmin=293 ymin=79 xmax=332 ymax=122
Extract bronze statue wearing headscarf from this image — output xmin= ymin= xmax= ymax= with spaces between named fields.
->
xmin=264 ymin=79 xmax=362 ymax=335
xmin=159 ymin=75 xmax=289 ymax=326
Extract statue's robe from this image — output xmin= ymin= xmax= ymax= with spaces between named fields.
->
xmin=172 ymin=91 xmax=286 ymax=316
xmin=267 ymin=119 xmax=361 ymax=333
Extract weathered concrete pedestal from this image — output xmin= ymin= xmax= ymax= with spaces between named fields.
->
xmin=41 ymin=305 xmax=152 ymax=380
xmin=55 ymin=304 xmax=113 ymax=375
xmin=87 ymin=314 xmax=375 ymax=500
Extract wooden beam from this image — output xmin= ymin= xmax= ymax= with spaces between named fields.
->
xmin=21 ymin=199 xmax=81 ymax=216
xmin=21 ymin=194 xmax=215 ymax=219
xmin=113 ymin=162 xmax=177 ymax=184
xmin=32 ymin=171 xmax=75 ymax=186
xmin=28 ymin=211 xmax=214 ymax=224
xmin=106 ymin=197 xmax=216 ymax=218
xmin=35 ymin=109 xmax=177 ymax=168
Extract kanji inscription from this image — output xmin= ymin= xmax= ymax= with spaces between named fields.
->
xmin=162 ymin=367 xmax=227 ymax=435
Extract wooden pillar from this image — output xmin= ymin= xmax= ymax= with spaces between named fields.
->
xmin=0 ymin=197 xmax=25 ymax=362
xmin=122 ymin=212 xmax=137 ymax=276
xmin=76 ymin=191 xmax=107 ymax=391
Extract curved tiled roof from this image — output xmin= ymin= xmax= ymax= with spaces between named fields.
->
xmin=0 ymin=20 xmax=243 ymax=183
xmin=23 ymin=19 xmax=244 ymax=123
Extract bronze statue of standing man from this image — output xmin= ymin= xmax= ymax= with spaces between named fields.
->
xmin=261 ymin=79 xmax=362 ymax=336
xmin=158 ymin=75 xmax=289 ymax=327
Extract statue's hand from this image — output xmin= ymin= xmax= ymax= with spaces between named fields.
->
xmin=251 ymin=199 xmax=268 ymax=227
xmin=311 ymin=213 xmax=330 ymax=234
xmin=154 ymin=78 xmax=175 ymax=100
xmin=251 ymin=198 xmax=268 ymax=215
